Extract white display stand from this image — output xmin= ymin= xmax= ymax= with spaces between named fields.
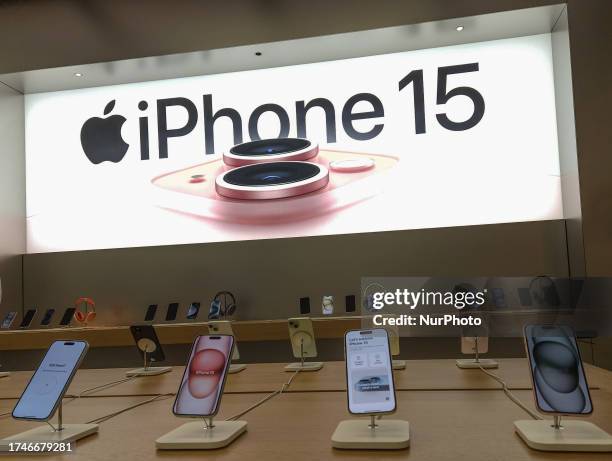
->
xmin=228 ymin=364 xmax=247 ymax=374
xmin=392 ymin=360 xmax=406 ymax=370
xmin=125 ymin=347 xmax=172 ymax=377
xmin=0 ymin=402 xmax=98 ymax=448
xmin=0 ymin=371 xmax=10 ymax=378
xmin=332 ymin=416 xmax=410 ymax=450
xmin=456 ymin=343 xmax=498 ymax=369
xmin=284 ymin=361 xmax=324 ymax=372
xmin=456 ymin=358 xmax=498 ymax=369
xmin=284 ymin=337 xmax=324 ymax=372
xmin=156 ymin=418 xmax=247 ymax=450
xmin=125 ymin=366 xmax=172 ymax=377
xmin=515 ymin=417 xmax=612 ymax=452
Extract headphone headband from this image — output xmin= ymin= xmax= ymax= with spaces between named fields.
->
xmin=74 ymin=297 xmax=96 ymax=325
xmin=212 ymin=291 xmax=237 ymax=319
xmin=213 ymin=291 xmax=236 ymax=305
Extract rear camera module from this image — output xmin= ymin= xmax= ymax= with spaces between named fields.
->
xmin=223 ymin=138 xmax=318 ymax=166
xmin=216 ymin=161 xmax=329 ymax=200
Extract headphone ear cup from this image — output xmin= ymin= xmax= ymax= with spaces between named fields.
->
xmin=226 ymin=304 xmax=236 ymax=316
xmin=74 ymin=311 xmax=85 ymax=323
xmin=87 ymin=311 xmax=97 ymax=321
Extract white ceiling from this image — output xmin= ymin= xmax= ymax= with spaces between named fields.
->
xmin=0 ymin=4 xmax=564 ymax=94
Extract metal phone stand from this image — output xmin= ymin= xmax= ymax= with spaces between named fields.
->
xmin=0 ymin=399 xmax=98 ymax=449
xmin=456 ymin=337 xmax=498 ymax=369
xmin=156 ymin=415 xmax=247 ymax=450
xmin=284 ymin=335 xmax=324 ymax=372
xmin=332 ymin=413 xmax=410 ymax=450
xmin=228 ymin=363 xmax=247 ymax=374
xmin=126 ymin=342 xmax=172 ymax=377
xmin=515 ymin=415 xmax=612 ymax=452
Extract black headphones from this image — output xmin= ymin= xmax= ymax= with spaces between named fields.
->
xmin=213 ymin=291 xmax=237 ymax=318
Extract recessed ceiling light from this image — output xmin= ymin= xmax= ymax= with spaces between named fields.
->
xmin=255 ymin=51 xmax=262 ymax=56
xmin=74 ymin=72 xmax=83 ymax=77
xmin=456 ymin=25 xmax=464 ymax=32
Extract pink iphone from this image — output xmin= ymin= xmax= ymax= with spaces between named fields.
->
xmin=173 ymin=335 xmax=234 ymax=417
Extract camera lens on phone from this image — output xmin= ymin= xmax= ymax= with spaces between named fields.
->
xmin=223 ymin=138 xmax=318 ymax=166
xmin=224 ymin=162 xmax=320 ymax=186
xmin=231 ymin=138 xmax=310 ymax=156
xmin=216 ymin=161 xmax=329 ymax=200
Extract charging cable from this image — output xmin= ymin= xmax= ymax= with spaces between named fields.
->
xmin=478 ymin=365 xmax=543 ymax=420
xmin=89 ymin=367 xmax=304 ymax=424
xmin=225 ymin=368 xmax=302 ymax=421
xmin=65 ymin=375 xmax=138 ymax=403
xmin=85 ymin=393 xmax=174 ymax=425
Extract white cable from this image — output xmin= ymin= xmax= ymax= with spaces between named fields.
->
xmin=478 ymin=365 xmax=543 ymax=420
xmin=86 ymin=393 xmax=174 ymax=425
xmin=225 ymin=369 xmax=302 ymax=421
xmin=69 ymin=375 xmax=138 ymax=400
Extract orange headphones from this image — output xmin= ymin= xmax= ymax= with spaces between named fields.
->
xmin=74 ymin=297 xmax=96 ymax=326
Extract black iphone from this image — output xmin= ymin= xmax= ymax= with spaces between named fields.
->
xmin=165 ymin=303 xmax=179 ymax=321
xmin=129 ymin=325 xmax=165 ymax=363
xmin=19 ymin=309 xmax=37 ymax=328
xmin=144 ymin=304 xmax=158 ymax=322
xmin=524 ymin=324 xmax=593 ymax=415
xmin=40 ymin=308 xmax=56 ymax=326
xmin=59 ymin=307 xmax=76 ymax=326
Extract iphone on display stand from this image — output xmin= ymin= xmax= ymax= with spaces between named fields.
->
xmin=1 ymin=311 xmax=17 ymax=329
xmin=59 ymin=307 xmax=76 ymax=327
xmin=285 ymin=317 xmax=324 ymax=372
xmin=0 ymin=310 xmax=12 ymax=373
xmin=3 ymin=340 xmax=99 ymax=445
xmin=0 ymin=311 xmax=12 ymax=375
xmin=456 ymin=324 xmax=498 ymax=369
xmin=208 ymin=321 xmax=246 ymax=374
xmin=144 ymin=304 xmax=158 ymax=322
xmin=207 ymin=299 xmax=222 ymax=320
xmin=322 ymin=296 xmax=334 ymax=315
xmin=40 ymin=308 xmax=56 ymax=327
xmin=331 ymin=329 xmax=409 ymax=450
xmin=165 ymin=302 xmax=179 ymax=321
xmin=125 ymin=325 xmax=172 ymax=377
xmin=19 ymin=309 xmax=37 ymax=329
xmin=514 ymin=325 xmax=612 ymax=452
xmin=186 ymin=302 xmax=201 ymax=320
xmin=156 ymin=335 xmax=247 ymax=450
